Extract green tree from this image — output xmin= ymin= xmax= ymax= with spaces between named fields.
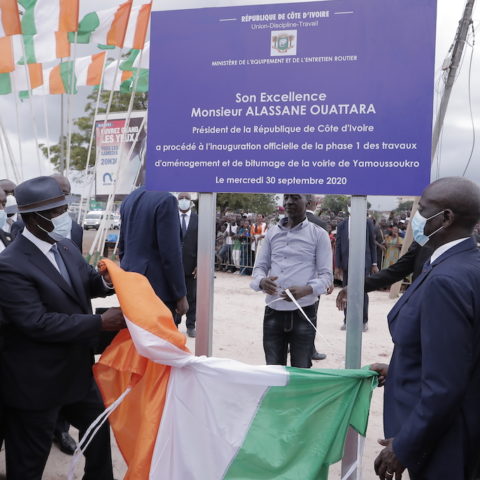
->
xmin=395 ymin=200 xmax=414 ymax=213
xmin=321 ymin=195 xmax=349 ymax=215
xmin=41 ymin=89 xmax=148 ymax=172
xmin=217 ymin=193 xmax=277 ymax=216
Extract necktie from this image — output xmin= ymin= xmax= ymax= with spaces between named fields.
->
xmin=50 ymin=244 xmax=72 ymax=287
xmin=181 ymin=214 xmax=187 ymax=237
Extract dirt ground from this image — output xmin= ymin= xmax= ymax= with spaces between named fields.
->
xmin=0 ymin=272 xmax=409 ymax=479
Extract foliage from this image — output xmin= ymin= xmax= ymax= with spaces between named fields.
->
xmin=217 ymin=193 xmax=277 ymax=216
xmin=395 ymin=200 xmax=414 ymax=213
xmin=320 ymin=195 xmax=349 ymax=215
xmin=41 ymin=89 xmax=148 ymax=172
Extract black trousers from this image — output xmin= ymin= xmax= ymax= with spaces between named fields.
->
xmin=263 ymin=305 xmax=317 ymax=369
xmin=4 ymin=380 xmax=113 ymax=480
xmin=342 ymin=269 xmax=369 ymax=324
xmin=174 ymin=275 xmax=197 ymax=329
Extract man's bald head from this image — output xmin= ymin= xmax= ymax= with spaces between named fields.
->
xmin=0 ymin=179 xmax=16 ymax=196
xmin=422 ymin=177 xmax=480 ymax=231
xmin=50 ymin=174 xmax=71 ymax=196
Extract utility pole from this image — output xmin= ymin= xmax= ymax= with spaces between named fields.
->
xmin=389 ymin=0 xmax=476 ymax=299
xmin=431 ymin=0 xmax=475 ymax=159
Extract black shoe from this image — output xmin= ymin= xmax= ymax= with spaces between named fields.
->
xmin=312 ymin=351 xmax=327 ymax=361
xmin=187 ymin=327 xmax=196 ymax=338
xmin=54 ymin=431 xmax=77 ymax=455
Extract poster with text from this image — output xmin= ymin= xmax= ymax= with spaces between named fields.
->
xmin=95 ymin=111 xmax=147 ymax=198
xmin=146 ymin=0 xmax=437 ymax=195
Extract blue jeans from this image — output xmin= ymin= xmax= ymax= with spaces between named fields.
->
xmin=263 ymin=305 xmax=317 ymax=368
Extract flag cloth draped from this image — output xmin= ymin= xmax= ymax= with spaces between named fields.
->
xmin=20 ymin=0 xmax=79 ymax=35
xmin=21 ymin=53 xmax=105 ymax=96
xmin=95 ymin=260 xmax=378 ymax=480
xmin=71 ymin=1 xmax=132 ymax=48
xmin=0 ymin=0 xmax=21 ymax=37
xmin=123 ymin=3 xmax=151 ymax=50
xmin=0 ymin=63 xmax=42 ymax=94
xmin=22 ymin=31 xmax=71 ymax=63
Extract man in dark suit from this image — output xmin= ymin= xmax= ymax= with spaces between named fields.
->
xmin=371 ymin=177 xmax=480 ymax=480
xmin=6 ymin=175 xmax=82 ymax=454
xmin=175 ymin=192 xmax=198 ymax=338
xmin=335 ymin=211 xmax=378 ymax=331
xmin=119 ymin=186 xmax=188 ymax=317
xmin=0 ymin=176 xmax=125 ymax=480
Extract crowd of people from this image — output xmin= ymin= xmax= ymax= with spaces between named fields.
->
xmin=214 ymin=205 xmax=415 ymax=278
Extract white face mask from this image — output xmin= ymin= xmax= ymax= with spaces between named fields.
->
xmin=36 ymin=211 xmax=72 ymax=241
xmin=178 ymin=198 xmax=191 ymax=211
xmin=0 ymin=209 xmax=6 ymax=229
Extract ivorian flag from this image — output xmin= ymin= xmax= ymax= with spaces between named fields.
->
xmin=20 ymin=0 xmax=79 ymax=35
xmin=69 ymin=1 xmax=132 ymax=48
xmin=0 ymin=63 xmax=42 ymax=95
xmin=95 ymin=259 xmax=377 ymax=480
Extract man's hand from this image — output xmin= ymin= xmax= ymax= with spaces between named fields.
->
xmin=176 ymin=296 xmax=189 ymax=316
xmin=374 ymin=438 xmax=405 ymax=480
xmin=336 ymin=287 xmax=348 ymax=311
xmin=100 ymin=307 xmax=126 ymax=331
xmin=97 ymin=261 xmax=112 ymax=285
xmin=326 ymin=284 xmax=334 ymax=295
xmin=370 ymin=362 xmax=389 ymax=387
xmin=259 ymin=276 xmax=278 ymax=295
xmin=335 ymin=267 xmax=343 ymax=279
xmin=281 ymin=285 xmax=313 ymax=301
xmin=371 ymin=265 xmax=380 ymax=274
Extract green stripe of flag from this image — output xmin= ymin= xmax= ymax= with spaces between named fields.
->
xmin=60 ymin=61 xmax=77 ymax=94
xmin=20 ymin=0 xmax=38 ymax=35
xmin=0 ymin=73 xmax=12 ymax=95
xmin=224 ymin=367 xmax=377 ymax=480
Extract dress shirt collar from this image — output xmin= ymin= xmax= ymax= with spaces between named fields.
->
xmin=277 ymin=216 xmax=308 ymax=231
xmin=23 ymin=226 xmax=55 ymax=256
xmin=430 ymin=237 xmax=470 ymax=263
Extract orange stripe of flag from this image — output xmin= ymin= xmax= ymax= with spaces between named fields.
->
xmin=121 ymin=70 xmax=133 ymax=82
xmin=94 ymin=259 xmax=188 ymax=479
xmin=49 ymin=65 xmax=66 ymax=94
xmin=0 ymin=0 xmax=21 ymax=36
xmin=59 ymin=0 xmax=79 ymax=32
xmin=86 ymin=52 xmax=105 ymax=86
xmin=107 ymin=0 xmax=133 ymax=48
xmin=132 ymin=3 xmax=152 ymax=50
xmin=55 ymin=31 xmax=70 ymax=59
xmin=28 ymin=63 xmax=43 ymax=89
xmin=0 ymin=37 xmax=14 ymax=74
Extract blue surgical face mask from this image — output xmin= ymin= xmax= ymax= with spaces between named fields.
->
xmin=0 ymin=209 xmax=6 ymax=229
xmin=36 ymin=211 xmax=72 ymax=241
xmin=411 ymin=210 xmax=445 ymax=246
xmin=178 ymin=198 xmax=191 ymax=211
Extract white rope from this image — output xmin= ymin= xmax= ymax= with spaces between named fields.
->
xmin=67 ymin=386 xmax=132 ymax=480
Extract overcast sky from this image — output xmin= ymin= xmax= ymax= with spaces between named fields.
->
xmin=0 ymin=0 xmax=478 ymax=211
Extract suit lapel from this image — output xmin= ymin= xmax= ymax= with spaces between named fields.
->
xmin=388 ymin=237 xmax=476 ymax=322
xmin=19 ymin=237 xmax=83 ymax=306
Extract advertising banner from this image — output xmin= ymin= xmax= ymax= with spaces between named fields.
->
xmin=146 ymin=0 xmax=437 ymax=194
xmin=95 ymin=111 xmax=147 ymax=198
